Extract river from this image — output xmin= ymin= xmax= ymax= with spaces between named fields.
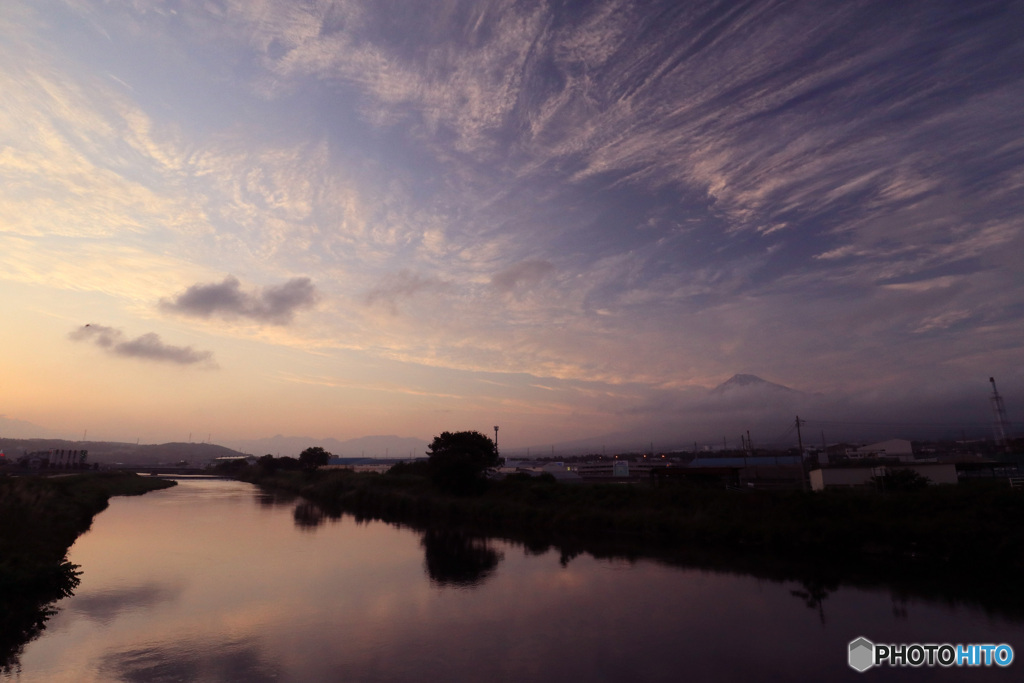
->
xmin=4 ymin=478 xmax=1021 ymax=681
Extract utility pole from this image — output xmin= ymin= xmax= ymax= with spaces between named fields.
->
xmin=795 ymin=416 xmax=807 ymax=492
xmin=795 ymin=416 xmax=804 ymax=455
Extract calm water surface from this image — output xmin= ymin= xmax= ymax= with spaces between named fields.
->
xmin=5 ymin=478 xmax=1022 ymax=682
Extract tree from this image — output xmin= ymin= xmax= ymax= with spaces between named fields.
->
xmin=872 ymin=468 xmax=930 ymax=492
xmin=427 ymin=431 xmax=499 ymax=494
xmin=298 ymin=446 xmax=331 ymax=470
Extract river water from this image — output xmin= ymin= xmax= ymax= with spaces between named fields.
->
xmin=5 ymin=478 xmax=1022 ymax=682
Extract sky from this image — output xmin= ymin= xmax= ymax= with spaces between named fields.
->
xmin=1 ymin=0 xmax=1022 ymax=451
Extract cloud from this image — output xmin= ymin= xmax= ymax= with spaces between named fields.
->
xmin=364 ymin=270 xmax=452 ymax=314
xmin=69 ymin=324 xmax=216 ymax=367
xmin=160 ymin=275 xmax=318 ymax=325
xmin=491 ymin=260 xmax=555 ymax=293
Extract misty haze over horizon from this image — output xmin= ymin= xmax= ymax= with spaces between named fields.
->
xmin=3 ymin=373 xmax=1017 ymax=457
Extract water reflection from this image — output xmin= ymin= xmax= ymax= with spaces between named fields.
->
xmin=421 ymin=529 xmax=504 ymax=587
xmin=293 ymin=500 xmax=327 ymax=529
xmin=280 ymin=494 xmax=505 ymax=586
xmin=789 ymin=575 xmax=838 ymax=625
xmin=69 ymin=582 xmax=183 ymax=624
xmin=0 ymin=561 xmax=80 ymax=675
xmin=8 ymin=479 xmax=1024 ymax=682
xmin=97 ymin=636 xmax=279 ymax=683
xmin=254 ymin=489 xmax=297 ymax=508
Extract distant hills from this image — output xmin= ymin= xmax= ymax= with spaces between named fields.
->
xmin=0 ymin=438 xmax=246 ymax=466
xmin=2 ymin=372 xmax=998 ymax=462
xmin=223 ymin=434 xmax=429 ymax=459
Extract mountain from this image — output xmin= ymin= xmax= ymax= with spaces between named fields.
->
xmin=511 ymin=374 xmax=812 ymax=456
xmin=709 ymin=374 xmax=801 ymax=395
xmin=0 ymin=415 xmax=60 ymax=439
xmin=224 ymin=434 xmax=429 ymax=459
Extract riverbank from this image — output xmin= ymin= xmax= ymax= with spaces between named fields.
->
xmin=240 ymin=468 xmax=1024 ymax=562
xmin=238 ymin=467 xmax=1024 ymax=614
xmin=0 ymin=472 xmax=176 ymax=672
xmin=0 ymin=472 xmax=177 ymax=586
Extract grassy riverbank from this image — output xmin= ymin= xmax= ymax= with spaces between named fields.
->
xmin=0 ymin=472 xmax=175 ymax=672
xmin=239 ymin=467 xmax=1024 ymax=572
xmin=0 ymin=472 xmax=176 ymax=588
xmin=235 ymin=466 xmax=1024 ymax=619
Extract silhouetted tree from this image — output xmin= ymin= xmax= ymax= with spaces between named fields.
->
xmin=257 ymin=454 xmax=279 ymax=473
xmin=386 ymin=460 xmax=430 ymax=477
xmin=427 ymin=431 xmax=498 ymax=494
xmin=298 ymin=446 xmax=331 ymax=470
xmin=872 ymin=469 xmax=930 ymax=492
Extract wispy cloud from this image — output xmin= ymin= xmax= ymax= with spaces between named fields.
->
xmin=491 ymin=260 xmax=555 ymax=293
xmin=5 ymin=0 xmax=1024 ymax=445
xmin=161 ymin=275 xmax=318 ymax=325
xmin=69 ymin=324 xmax=216 ymax=367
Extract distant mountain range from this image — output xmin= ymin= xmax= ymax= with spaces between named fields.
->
xmin=0 ymin=438 xmax=246 ymax=466
xmin=521 ymin=374 xmax=810 ymax=455
xmin=5 ymin=373 xmax=984 ymax=462
xmin=223 ymin=434 xmax=429 ymax=459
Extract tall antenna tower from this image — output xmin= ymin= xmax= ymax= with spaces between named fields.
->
xmin=990 ymin=377 xmax=1011 ymax=451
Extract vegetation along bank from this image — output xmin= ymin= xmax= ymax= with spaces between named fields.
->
xmin=0 ymin=472 xmax=175 ymax=672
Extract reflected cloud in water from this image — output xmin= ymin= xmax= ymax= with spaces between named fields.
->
xmin=97 ymin=636 xmax=279 ymax=683
xmin=69 ymin=583 xmax=183 ymax=625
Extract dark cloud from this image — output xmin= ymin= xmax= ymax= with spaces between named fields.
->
xmin=69 ymin=324 xmax=216 ymax=367
xmin=161 ymin=275 xmax=318 ymax=325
